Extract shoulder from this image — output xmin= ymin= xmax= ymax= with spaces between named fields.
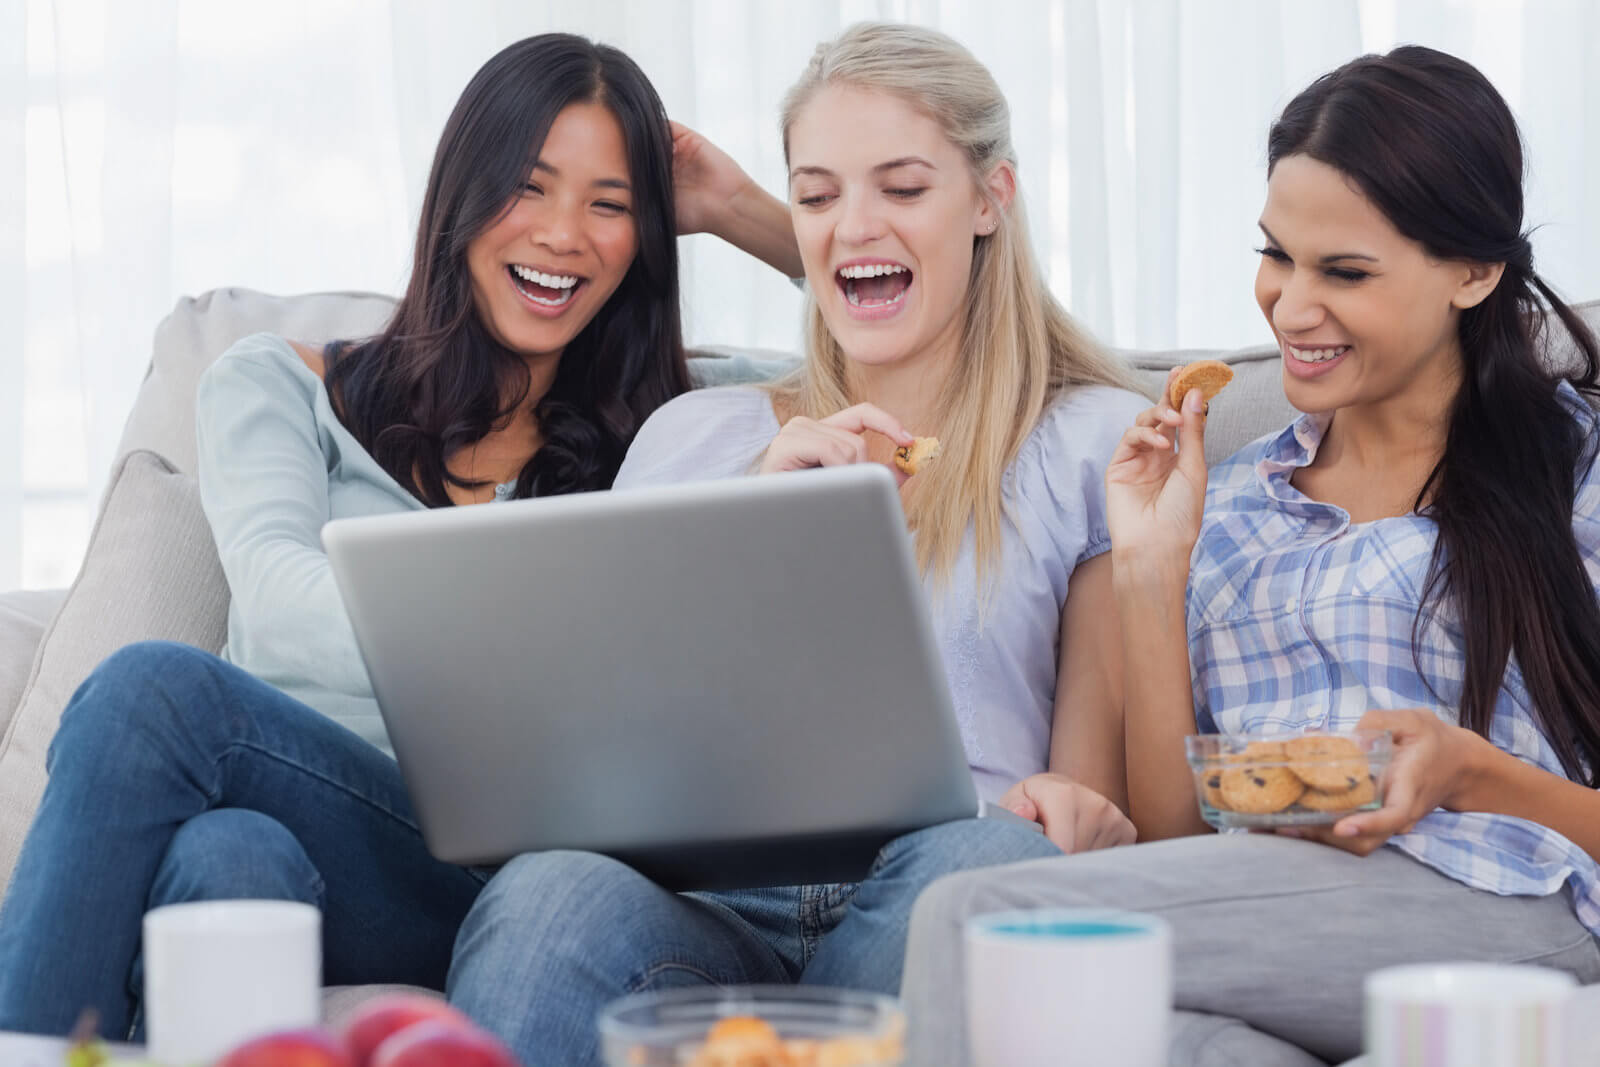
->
xmin=1016 ymin=385 xmax=1149 ymax=480
xmin=200 ymin=333 xmax=327 ymax=400
xmin=616 ymin=386 xmax=779 ymax=488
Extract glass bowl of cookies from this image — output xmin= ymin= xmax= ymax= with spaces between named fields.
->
xmin=1184 ymin=729 xmax=1393 ymax=829
xmin=598 ymin=985 xmax=905 ymax=1066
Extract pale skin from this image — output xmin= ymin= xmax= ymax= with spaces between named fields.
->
xmin=1108 ymin=154 xmax=1600 ymax=862
xmin=770 ymin=85 xmax=1133 ymax=854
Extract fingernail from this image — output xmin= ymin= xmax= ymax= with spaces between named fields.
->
xmin=1335 ymin=823 xmax=1359 ymax=837
xmin=1186 ymin=391 xmax=1204 ymax=414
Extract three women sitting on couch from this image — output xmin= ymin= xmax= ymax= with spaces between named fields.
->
xmin=2 ymin=19 xmax=1599 ymax=1067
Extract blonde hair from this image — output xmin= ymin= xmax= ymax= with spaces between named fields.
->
xmin=775 ymin=22 xmax=1142 ymax=586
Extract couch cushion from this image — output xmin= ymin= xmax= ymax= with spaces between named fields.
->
xmin=0 ymin=451 xmax=229 ymax=894
xmin=0 ymin=589 xmax=68 ymax=744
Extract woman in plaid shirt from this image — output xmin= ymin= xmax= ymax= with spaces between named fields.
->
xmin=903 ymin=45 xmax=1600 ymax=1066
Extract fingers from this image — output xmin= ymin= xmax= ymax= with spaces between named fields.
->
xmin=1175 ymin=387 xmax=1210 ymax=482
xmin=820 ymin=403 xmax=915 ymax=446
xmin=1110 ymin=423 xmax=1175 ymax=465
xmin=997 ymin=782 xmax=1031 ymax=815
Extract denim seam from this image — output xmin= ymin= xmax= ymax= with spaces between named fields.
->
xmin=217 ymin=739 xmax=426 ymax=837
xmin=626 ymin=960 xmax=724 ymax=992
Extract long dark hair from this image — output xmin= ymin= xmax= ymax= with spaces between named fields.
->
xmin=324 ymin=34 xmax=689 ymax=503
xmin=1269 ymin=45 xmax=1600 ymax=785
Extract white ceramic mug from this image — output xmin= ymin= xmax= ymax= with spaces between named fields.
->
xmin=1364 ymin=962 xmax=1576 ymax=1067
xmin=143 ymin=899 xmax=321 ymax=1066
xmin=965 ymin=908 xmax=1172 ymax=1067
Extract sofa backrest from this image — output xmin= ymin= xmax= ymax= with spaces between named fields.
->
xmin=116 ymin=287 xmax=1348 ymax=473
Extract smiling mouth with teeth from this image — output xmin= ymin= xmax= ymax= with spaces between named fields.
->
xmin=837 ymin=263 xmax=913 ymax=308
xmin=1286 ymin=343 xmax=1351 ymax=364
xmin=509 ymin=264 xmax=583 ymax=307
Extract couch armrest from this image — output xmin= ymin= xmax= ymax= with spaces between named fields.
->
xmin=0 ymin=589 xmax=68 ymax=742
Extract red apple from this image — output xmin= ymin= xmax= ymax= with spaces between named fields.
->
xmin=339 ymin=994 xmax=473 ymax=1067
xmin=215 ymin=1027 xmax=354 ymax=1067
xmin=370 ymin=1019 xmax=521 ymax=1067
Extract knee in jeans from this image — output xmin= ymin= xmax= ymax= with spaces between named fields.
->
xmin=874 ymin=817 xmax=1059 ymax=879
xmin=907 ymin=867 xmax=988 ymax=935
xmin=465 ymin=851 xmax=656 ymax=942
xmin=50 ymin=641 xmax=216 ymax=764
xmin=152 ymin=809 xmax=321 ymax=907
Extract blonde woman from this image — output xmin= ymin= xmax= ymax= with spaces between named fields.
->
xmin=445 ymin=24 xmax=1146 ymax=1064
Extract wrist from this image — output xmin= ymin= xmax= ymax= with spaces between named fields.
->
xmin=1111 ymin=546 xmax=1191 ymax=594
xmin=1443 ymin=726 xmax=1504 ymax=812
xmin=708 ymin=178 xmax=765 ymax=240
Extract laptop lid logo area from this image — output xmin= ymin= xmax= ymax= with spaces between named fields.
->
xmin=323 ymin=465 xmax=979 ymax=889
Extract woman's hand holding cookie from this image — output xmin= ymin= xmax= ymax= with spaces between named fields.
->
xmin=1105 ymin=366 xmax=1211 ymax=565
xmin=759 ymin=403 xmax=914 ymax=485
xmin=1279 ymin=708 xmax=1482 ymax=856
xmin=999 ymin=773 xmax=1136 ymax=854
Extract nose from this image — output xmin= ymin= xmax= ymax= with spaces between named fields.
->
xmin=531 ymin=199 xmax=582 ymax=257
xmin=835 ymin=190 xmax=887 ymax=247
xmin=1269 ymin=267 xmax=1325 ymax=336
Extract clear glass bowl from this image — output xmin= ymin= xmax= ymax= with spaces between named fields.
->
xmin=597 ymin=985 xmax=906 ymax=1066
xmin=1184 ymin=729 xmax=1393 ymax=829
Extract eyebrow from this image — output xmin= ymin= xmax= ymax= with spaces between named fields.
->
xmin=533 ymin=159 xmax=631 ymax=192
xmin=789 ymin=156 xmax=937 ymax=180
xmin=1258 ymin=223 xmax=1377 ymax=263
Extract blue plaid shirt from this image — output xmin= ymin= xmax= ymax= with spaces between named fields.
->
xmin=1189 ymin=385 xmax=1600 ymax=934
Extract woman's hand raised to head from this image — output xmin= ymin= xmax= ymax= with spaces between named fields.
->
xmin=1105 ymin=367 xmax=1211 ymax=565
xmin=670 ymin=120 xmax=803 ymax=278
xmin=999 ymin=773 xmax=1137 ymax=854
xmin=670 ymin=120 xmax=757 ymax=238
xmin=758 ymin=403 xmax=914 ymax=486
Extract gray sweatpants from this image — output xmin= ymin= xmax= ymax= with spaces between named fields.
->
xmin=901 ymin=834 xmax=1600 ymax=1066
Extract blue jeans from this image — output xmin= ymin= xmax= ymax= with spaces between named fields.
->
xmin=0 ymin=641 xmax=487 ymax=1039
xmin=448 ymin=819 xmax=1062 ymax=1066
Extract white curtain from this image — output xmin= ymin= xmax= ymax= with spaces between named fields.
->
xmin=5 ymin=0 xmax=1598 ymax=589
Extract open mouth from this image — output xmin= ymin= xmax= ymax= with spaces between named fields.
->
xmin=836 ymin=262 xmax=913 ymax=314
xmin=508 ymin=265 xmax=584 ymax=309
xmin=1281 ymin=340 xmax=1351 ymax=379
xmin=1285 ymin=343 xmax=1349 ymax=365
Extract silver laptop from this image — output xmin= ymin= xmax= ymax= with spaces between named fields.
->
xmin=323 ymin=463 xmax=1023 ymax=890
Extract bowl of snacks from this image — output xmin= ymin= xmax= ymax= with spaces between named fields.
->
xmin=598 ymin=985 xmax=905 ymax=1066
xmin=1184 ymin=729 xmax=1393 ymax=830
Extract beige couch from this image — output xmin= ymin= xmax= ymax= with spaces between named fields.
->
xmin=0 ymin=287 xmax=1593 ymax=1017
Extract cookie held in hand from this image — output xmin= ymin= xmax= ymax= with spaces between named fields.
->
xmin=893 ymin=436 xmax=943 ymax=476
xmin=1168 ymin=359 xmax=1234 ymax=411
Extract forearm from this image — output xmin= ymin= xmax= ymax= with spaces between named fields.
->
xmin=1115 ymin=550 xmax=1211 ymax=840
xmin=711 ymin=183 xmax=803 ymax=279
xmin=1052 ymin=554 xmax=1129 ymax=812
xmin=1452 ymin=734 xmax=1600 ymax=861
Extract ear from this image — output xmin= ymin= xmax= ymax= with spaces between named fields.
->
xmin=976 ymin=161 xmax=1017 ymax=236
xmin=1450 ymin=260 xmax=1507 ymax=311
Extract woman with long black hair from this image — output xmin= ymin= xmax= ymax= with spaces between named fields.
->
xmin=903 ymin=45 xmax=1600 ymax=1066
xmin=0 ymin=32 xmax=794 ymax=1041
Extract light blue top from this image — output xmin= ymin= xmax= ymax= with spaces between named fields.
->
xmin=195 ymin=332 xmax=792 ymax=755
xmin=613 ymin=384 xmax=1148 ymax=802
